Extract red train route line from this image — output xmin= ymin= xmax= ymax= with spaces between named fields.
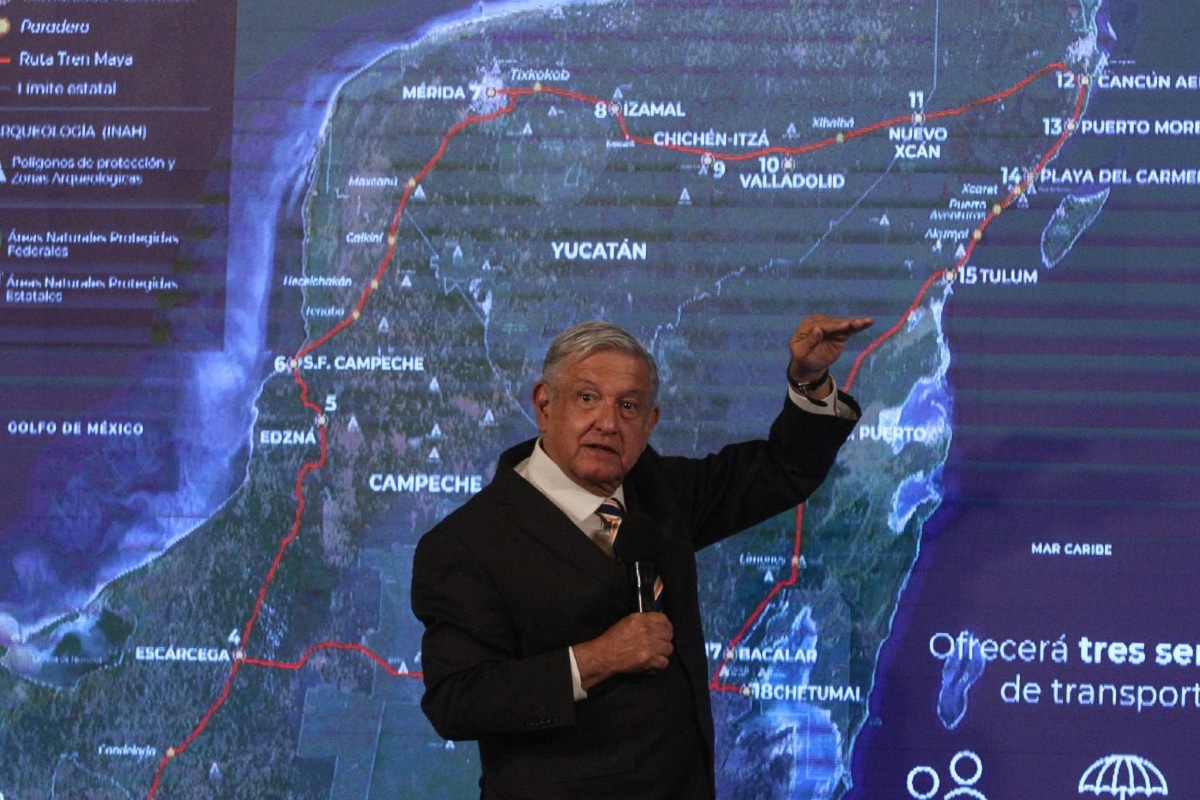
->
xmin=707 ymin=505 xmax=809 ymax=694
xmin=844 ymin=67 xmax=1090 ymax=391
xmin=148 ymin=109 xmax=532 ymax=794
xmin=709 ymin=67 xmax=1090 ymax=695
xmin=243 ymin=641 xmax=409 ymax=675
xmin=238 ymin=99 xmax=524 ymax=685
xmin=144 ymin=64 xmax=1089 ymax=796
xmin=141 ymin=105 xmax=532 ymax=800
xmin=516 ymin=61 xmax=1074 ymax=162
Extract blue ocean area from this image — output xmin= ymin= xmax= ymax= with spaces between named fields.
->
xmin=884 ymin=374 xmax=951 ymax=533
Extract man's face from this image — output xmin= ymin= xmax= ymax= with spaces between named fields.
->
xmin=533 ymin=350 xmax=660 ymax=497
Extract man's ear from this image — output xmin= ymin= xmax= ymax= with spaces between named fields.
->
xmin=531 ymin=381 xmax=551 ymax=430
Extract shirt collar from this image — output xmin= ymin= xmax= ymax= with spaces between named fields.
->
xmin=519 ymin=438 xmax=626 ymax=526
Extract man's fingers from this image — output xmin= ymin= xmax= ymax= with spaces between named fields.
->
xmin=620 ymin=613 xmax=673 ymax=670
xmin=793 ymin=316 xmax=873 ymax=342
xmin=817 ymin=317 xmax=875 ymax=341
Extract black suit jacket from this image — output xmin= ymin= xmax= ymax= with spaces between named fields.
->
xmin=411 ymin=395 xmax=859 ymax=799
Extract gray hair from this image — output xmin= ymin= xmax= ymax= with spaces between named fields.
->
xmin=541 ymin=320 xmax=659 ymax=402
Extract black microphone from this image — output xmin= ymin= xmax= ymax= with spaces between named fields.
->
xmin=613 ymin=513 xmax=664 ymax=613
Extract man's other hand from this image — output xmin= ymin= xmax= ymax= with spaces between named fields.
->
xmin=574 ymin=612 xmax=674 ymax=690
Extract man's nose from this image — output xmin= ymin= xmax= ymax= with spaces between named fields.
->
xmin=592 ymin=401 xmax=619 ymax=430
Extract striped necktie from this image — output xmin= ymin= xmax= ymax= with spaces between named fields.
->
xmin=594 ymin=497 xmax=624 ymax=558
xmin=596 ymin=499 xmax=663 ymax=608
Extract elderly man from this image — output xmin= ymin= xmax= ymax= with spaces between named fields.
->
xmin=411 ymin=313 xmax=873 ymax=799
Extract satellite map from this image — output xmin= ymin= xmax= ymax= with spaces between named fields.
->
xmin=1 ymin=0 xmax=1198 ymax=798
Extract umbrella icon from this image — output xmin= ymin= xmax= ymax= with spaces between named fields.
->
xmin=1079 ymin=754 xmax=1168 ymax=799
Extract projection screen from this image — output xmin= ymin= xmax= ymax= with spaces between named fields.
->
xmin=1 ymin=0 xmax=1198 ymax=797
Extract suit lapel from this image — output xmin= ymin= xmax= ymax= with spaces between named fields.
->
xmin=491 ymin=464 xmax=631 ymax=605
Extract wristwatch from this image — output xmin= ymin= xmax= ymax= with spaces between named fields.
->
xmin=787 ymin=368 xmax=831 ymax=404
